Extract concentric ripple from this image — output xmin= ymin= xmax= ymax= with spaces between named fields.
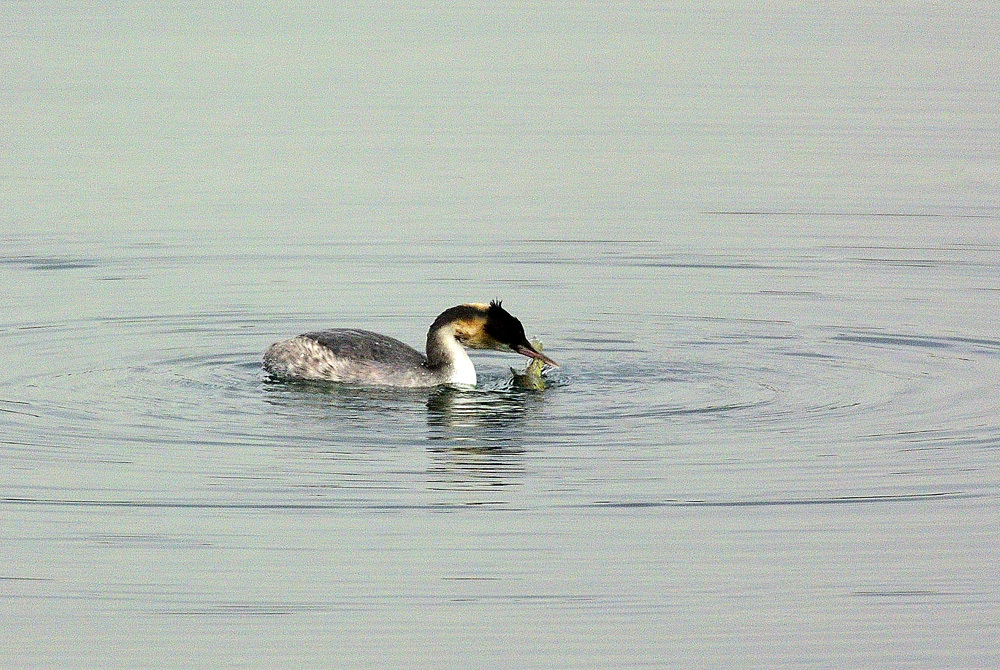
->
xmin=3 ymin=233 xmax=1000 ymax=513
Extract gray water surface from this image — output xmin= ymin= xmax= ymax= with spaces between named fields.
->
xmin=3 ymin=3 xmax=999 ymax=669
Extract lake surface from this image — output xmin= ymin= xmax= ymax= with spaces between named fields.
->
xmin=3 ymin=3 xmax=999 ymax=668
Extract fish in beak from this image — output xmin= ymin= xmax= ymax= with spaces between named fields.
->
xmin=515 ymin=342 xmax=558 ymax=368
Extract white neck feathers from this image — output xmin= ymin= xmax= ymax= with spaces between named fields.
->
xmin=427 ymin=327 xmax=477 ymax=386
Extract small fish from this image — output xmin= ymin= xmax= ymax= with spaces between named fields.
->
xmin=511 ymin=339 xmax=550 ymax=390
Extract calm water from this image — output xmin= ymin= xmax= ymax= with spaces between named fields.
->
xmin=3 ymin=3 xmax=999 ymax=669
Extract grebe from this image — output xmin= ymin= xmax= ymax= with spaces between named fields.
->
xmin=263 ymin=301 xmax=557 ymax=387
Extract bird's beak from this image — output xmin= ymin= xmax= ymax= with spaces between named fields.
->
xmin=515 ymin=343 xmax=559 ymax=367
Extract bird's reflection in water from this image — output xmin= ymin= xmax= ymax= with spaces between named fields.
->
xmin=425 ymin=384 xmax=543 ymax=492
xmin=262 ymin=373 xmax=551 ymax=495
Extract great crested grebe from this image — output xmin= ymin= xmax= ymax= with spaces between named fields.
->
xmin=263 ymin=301 xmax=557 ymax=387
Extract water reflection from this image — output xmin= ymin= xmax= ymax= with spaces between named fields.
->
xmin=258 ymin=372 xmax=550 ymax=496
xmin=426 ymin=384 xmax=542 ymax=436
xmin=261 ymin=375 xmax=429 ymax=422
xmin=425 ymin=385 xmax=543 ymax=492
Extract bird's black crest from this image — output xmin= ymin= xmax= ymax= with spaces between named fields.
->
xmin=484 ymin=300 xmax=528 ymax=347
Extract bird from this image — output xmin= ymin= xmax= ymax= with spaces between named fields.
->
xmin=263 ymin=300 xmax=556 ymax=387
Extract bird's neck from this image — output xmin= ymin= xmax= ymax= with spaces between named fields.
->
xmin=426 ymin=325 xmax=477 ymax=385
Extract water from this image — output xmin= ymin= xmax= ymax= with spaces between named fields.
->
xmin=3 ymin=3 xmax=999 ymax=669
